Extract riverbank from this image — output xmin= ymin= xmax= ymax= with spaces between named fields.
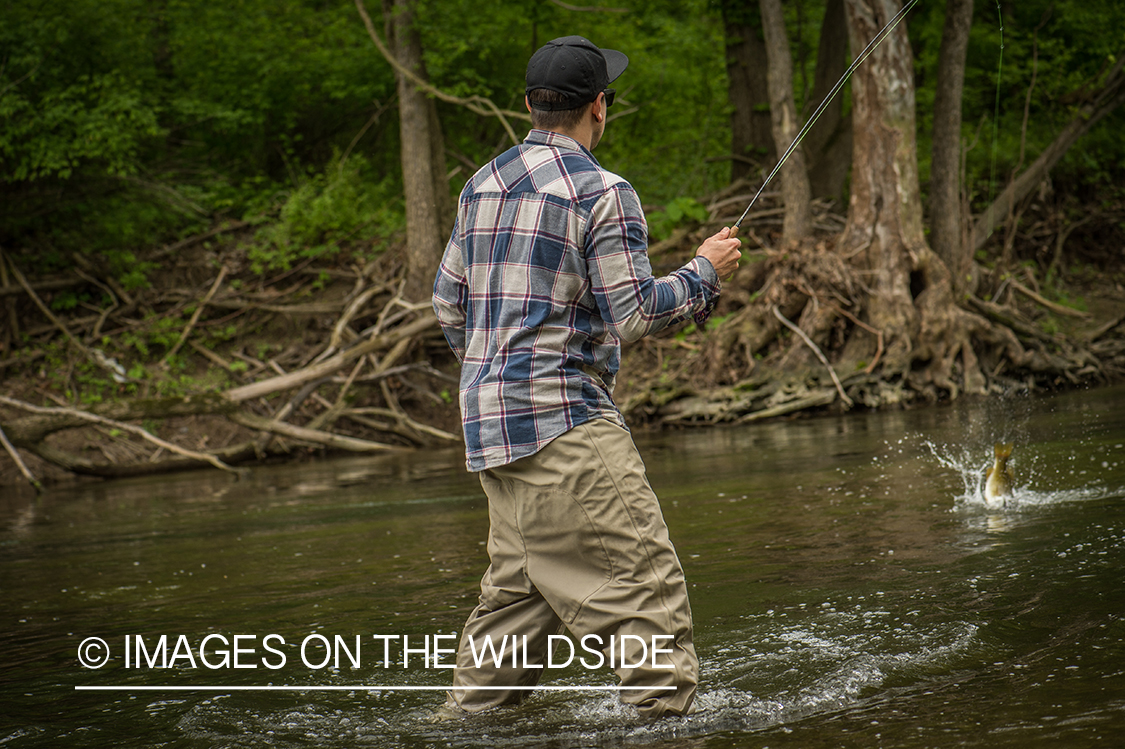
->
xmin=2 ymin=204 xmax=1124 ymax=489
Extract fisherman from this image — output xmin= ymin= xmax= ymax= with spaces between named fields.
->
xmin=432 ymin=36 xmax=742 ymax=718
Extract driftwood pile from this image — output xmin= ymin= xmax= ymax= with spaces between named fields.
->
xmin=0 ymin=238 xmax=458 ymax=490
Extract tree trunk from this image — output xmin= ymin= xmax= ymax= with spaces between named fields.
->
xmin=930 ymin=0 xmax=974 ymax=291
xmin=842 ymin=0 xmax=998 ymax=396
xmin=760 ymin=0 xmax=812 ymax=241
xmin=804 ymin=0 xmax=853 ymax=201
xmin=841 ymin=0 xmax=927 ymax=372
xmin=972 ymin=55 xmax=1125 ymax=252
xmin=428 ymin=101 xmax=452 ymax=241
xmin=723 ymin=1 xmax=774 ymax=182
xmin=386 ymin=0 xmax=447 ymax=302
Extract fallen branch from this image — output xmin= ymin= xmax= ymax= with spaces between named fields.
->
xmin=322 ymin=281 xmax=391 ymax=358
xmin=737 ymin=388 xmax=837 ymax=423
xmin=0 ymin=349 xmax=44 ymax=371
xmin=230 ymin=411 xmax=402 ymax=452
xmin=163 ymin=265 xmax=229 ymax=363
xmin=188 ymin=339 xmax=237 ymax=372
xmin=345 ymin=407 xmax=459 ymax=442
xmin=5 ymin=255 xmax=94 ymax=362
xmin=153 ymin=220 xmax=250 ymax=260
xmin=306 ymin=357 xmax=366 ymax=432
xmin=973 ymin=53 xmax=1125 ymax=250
xmin=0 ymin=422 xmax=42 ymax=492
xmin=0 ymin=395 xmax=239 ymax=474
xmin=772 ymin=305 xmax=853 ymax=408
xmin=0 ymin=275 xmax=84 ymax=299
xmin=1089 ymin=313 xmax=1125 ymax=342
xmin=19 ymin=439 xmax=265 ymax=479
xmin=225 ymin=312 xmax=436 ymax=403
xmin=199 ymin=298 xmax=346 ymax=315
xmin=71 ymin=268 xmax=120 ymax=339
xmin=0 ymin=394 xmax=234 ymax=445
xmin=967 ymin=295 xmax=1061 ymax=345
xmin=1011 ymin=280 xmax=1091 ymax=319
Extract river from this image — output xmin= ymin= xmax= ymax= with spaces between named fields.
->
xmin=2 ymin=385 xmax=1123 ymax=747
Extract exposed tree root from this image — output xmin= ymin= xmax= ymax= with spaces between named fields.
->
xmin=615 ymin=204 xmax=1123 ymax=427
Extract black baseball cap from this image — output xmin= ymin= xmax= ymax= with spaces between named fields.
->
xmin=525 ymin=36 xmax=628 ymax=111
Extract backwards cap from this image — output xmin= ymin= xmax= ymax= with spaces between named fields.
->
xmin=525 ymin=36 xmax=628 ymax=111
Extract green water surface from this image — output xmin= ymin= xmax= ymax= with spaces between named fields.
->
xmin=2 ymin=386 xmax=1124 ymax=747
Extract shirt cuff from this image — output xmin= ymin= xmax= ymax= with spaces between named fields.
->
xmin=685 ymin=256 xmax=722 ymax=326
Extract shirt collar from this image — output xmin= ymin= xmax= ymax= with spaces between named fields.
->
xmin=524 ymin=128 xmax=600 ymax=165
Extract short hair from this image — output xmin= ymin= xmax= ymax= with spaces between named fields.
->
xmin=528 ymin=89 xmax=590 ymax=131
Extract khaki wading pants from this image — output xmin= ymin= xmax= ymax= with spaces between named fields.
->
xmin=448 ymin=418 xmax=698 ymax=718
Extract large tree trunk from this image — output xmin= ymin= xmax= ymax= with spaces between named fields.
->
xmin=841 ymin=0 xmax=929 ymax=372
xmin=930 ymin=0 xmax=974 ymax=291
xmin=972 ymin=54 xmax=1125 ymax=252
xmin=760 ymin=0 xmax=812 ymax=241
xmin=723 ymin=1 xmax=774 ymax=182
xmin=386 ymin=0 xmax=448 ymax=302
xmin=842 ymin=0 xmax=992 ymax=396
xmin=803 ymin=0 xmax=852 ymax=201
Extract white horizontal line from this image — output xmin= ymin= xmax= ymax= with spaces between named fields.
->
xmin=74 ymin=685 xmax=675 ymax=692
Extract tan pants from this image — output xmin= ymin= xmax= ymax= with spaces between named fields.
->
xmin=448 ymin=418 xmax=697 ymax=718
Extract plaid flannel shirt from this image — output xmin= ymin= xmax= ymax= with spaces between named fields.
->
xmin=433 ymin=129 xmax=721 ymax=472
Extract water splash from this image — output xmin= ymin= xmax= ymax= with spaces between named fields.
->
xmin=172 ymin=597 xmax=983 ymax=748
xmin=924 ymin=439 xmax=994 ymax=504
xmin=924 ymin=438 xmax=1123 ymax=511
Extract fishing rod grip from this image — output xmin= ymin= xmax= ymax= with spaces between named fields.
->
xmin=729 ymin=225 xmax=740 ymax=240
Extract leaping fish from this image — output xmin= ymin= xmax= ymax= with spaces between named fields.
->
xmin=984 ymin=442 xmax=1015 ymax=506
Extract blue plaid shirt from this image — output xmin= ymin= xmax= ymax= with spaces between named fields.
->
xmin=433 ymin=129 xmax=721 ymax=472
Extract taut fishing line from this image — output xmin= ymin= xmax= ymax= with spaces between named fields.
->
xmin=988 ymin=0 xmax=1005 ymax=205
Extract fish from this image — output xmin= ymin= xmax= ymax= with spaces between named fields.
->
xmin=984 ymin=442 xmax=1015 ymax=506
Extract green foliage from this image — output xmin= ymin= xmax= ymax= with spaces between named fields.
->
xmin=2 ymin=0 xmax=1123 ymax=289
xmin=415 ymin=0 xmax=732 ymax=202
xmin=0 ymin=1 xmax=164 ymax=183
xmin=119 ymin=314 xmax=187 ymax=358
xmin=248 ymin=154 xmax=402 ymax=272
xmin=705 ymin=313 xmax=731 ymax=332
xmin=913 ymin=0 xmax=1125 ymax=206
xmin=1 ymin=0 xmax=396 ymax=269
xmin=0 ymin=72 xmax=163 ymax=182
xmin=646 ymin=197 xmax=710 ymax=241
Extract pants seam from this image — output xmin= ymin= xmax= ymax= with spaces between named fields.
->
xmin=581 ymin=421 xmax=678 ymax=641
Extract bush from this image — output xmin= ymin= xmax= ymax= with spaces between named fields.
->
xmin=248 ymin=154 xmax=404 ymax=272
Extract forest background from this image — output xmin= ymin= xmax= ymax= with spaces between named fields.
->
xmin=1 ymin=0 xmax=1124 ymax=487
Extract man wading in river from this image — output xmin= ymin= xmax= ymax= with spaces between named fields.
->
xmin=432 ymin=36 xmax=742 ymax=718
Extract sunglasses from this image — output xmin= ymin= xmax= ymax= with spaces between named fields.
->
xmin=603 ymin=89 xmax=616 ymax=107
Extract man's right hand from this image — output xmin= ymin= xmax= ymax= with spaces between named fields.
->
xmin=695 ymin=227 xmax=742 ymax=280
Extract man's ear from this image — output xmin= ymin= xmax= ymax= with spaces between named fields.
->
xmin=592 ymin=93 xmax=604 ymax=123
xmin=525 ymin=95 xmax=532 ymax=113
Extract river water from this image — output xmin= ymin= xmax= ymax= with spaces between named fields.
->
xmin=2 ymin=385 xmax=1124 ymax=747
